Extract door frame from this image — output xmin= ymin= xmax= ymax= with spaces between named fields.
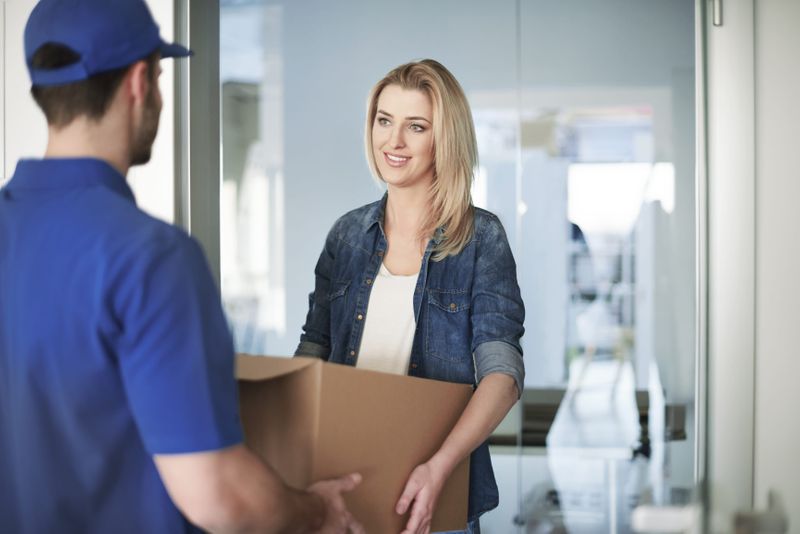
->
xmin=173 ymin=0 xmax=222 ymax=283
xmin=703 ymin=0 xmax=757 ymax=530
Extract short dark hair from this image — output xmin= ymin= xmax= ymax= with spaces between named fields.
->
xmin=30 ymin=43 xmax=158 ymax=127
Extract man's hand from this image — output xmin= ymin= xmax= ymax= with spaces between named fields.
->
xmin=307 ymin=473 xmax=365 ymax=534
xmin=396 ymin=461 xmax=449 ymax=534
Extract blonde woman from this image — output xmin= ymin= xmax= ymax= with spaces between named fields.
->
xmin=296 ymin=59 xmax=525 ymax=534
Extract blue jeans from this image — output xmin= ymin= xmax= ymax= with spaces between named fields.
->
xmin=436 ymin=519 xmax=480 ymax=534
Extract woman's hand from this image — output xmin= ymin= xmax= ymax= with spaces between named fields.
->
xmin=396 ymin=374 xmax=517 ymax=534
xmin=396 ymin=459 xmax=451 ymax=534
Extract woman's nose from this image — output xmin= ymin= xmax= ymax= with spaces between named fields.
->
xmin=388 ymin=126 xmax=405 ymax=148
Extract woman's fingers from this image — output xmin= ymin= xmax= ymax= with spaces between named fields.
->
xmin=401 ymin=494 xmax=432 ymax=534
xmin=396 ymin=473 xmax=422 ymax=514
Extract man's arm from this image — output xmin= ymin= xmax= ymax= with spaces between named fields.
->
xmin=113 ymin=235 xmax=362 ymax=532
xmin=155 ymin=444 xmax=363 ymax=534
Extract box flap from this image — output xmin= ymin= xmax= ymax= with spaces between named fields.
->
xmin=236 ymin=354 xmax=317 ymax=381
xmin=238 ymin=358 xmax=321 ymax=490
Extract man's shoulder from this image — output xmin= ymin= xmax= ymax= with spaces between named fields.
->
xmin=82 ymin=187 xmax=199 ymax=268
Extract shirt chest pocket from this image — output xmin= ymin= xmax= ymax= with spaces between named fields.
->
xmin=425 ymin=288 xmax=472 ymax=363
xmin=327 ymin=279 xmax=350 ymax=302
xmin=326 ymin=279 xmax=351 ymax=354
xmin=327 ymin=279 xmax=351 ymax=322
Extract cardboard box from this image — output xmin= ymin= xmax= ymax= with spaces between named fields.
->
xmin=237 ymin=354 xmax=472 ymax=533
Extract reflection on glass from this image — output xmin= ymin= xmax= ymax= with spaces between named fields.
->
xmin=220 ymin=0 xmax=696 ymax=532
xmin=221 ymin=3 xmax=286 ymax=354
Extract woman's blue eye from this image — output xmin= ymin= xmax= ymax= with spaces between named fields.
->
xmin=377 ymin=117 xmax=390 ymax=126
xmin=410 ymin=123 xmax=425 ymax=133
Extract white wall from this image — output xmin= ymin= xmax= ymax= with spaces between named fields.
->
xmin=4 ymin=0 xmax=47 ymax=182
xmin=754 ymin=0 xmax=800 ymax=523
xmin=2 ymin=0 xmax=175 ymax=223
xmin=128 ymin=0 xmax=176 ymax=223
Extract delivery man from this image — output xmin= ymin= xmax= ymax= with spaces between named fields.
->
xmin=0 ymin=0 xmax=363 ymax=532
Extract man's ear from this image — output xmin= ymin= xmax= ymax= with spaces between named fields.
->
xmin=126 ymin=60 xmax=151 ymax=107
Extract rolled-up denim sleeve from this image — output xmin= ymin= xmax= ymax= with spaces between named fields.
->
xmin=471 ymin=214 xmax=526 ymax=397
xmin=295 ymin=340 xmax=328 ymax=359
xmin=294 ymin=220 xmax=340 ymax=360
xmin=474 ymin=341 xmax=525 ymax=398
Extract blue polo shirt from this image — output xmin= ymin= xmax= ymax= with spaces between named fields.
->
xmin=0 ymin=158 xmax=243 ymax=533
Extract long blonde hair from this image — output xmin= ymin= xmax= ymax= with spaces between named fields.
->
xmin=365 ymin=59 xmax=477 ymax=261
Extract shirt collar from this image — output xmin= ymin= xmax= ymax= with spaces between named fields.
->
xmin=363 ymin=192 xmax=388 ymax=232
xmin=363 ymin=192 xmax=445 ymax=245
xmin=4 ymin=158 xmax=135 ymax=203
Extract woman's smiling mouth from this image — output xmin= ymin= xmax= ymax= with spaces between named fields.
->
xmin=384 ymin=152 xmax=410 ymax=167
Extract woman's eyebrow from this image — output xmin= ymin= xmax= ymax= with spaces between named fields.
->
xmin=378 ymin=109 xmax=431 ymax=124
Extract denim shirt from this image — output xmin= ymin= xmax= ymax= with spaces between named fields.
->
xmin=296 ymin=195 xmax=525 ymax=521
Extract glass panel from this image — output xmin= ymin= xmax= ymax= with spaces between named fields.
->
xmin=220 ymin=0 xmax=520 ymax=358
xmin=513 ymin=3 xmax=696 ymax=531
xmin=220 ymin=1 xmax=697 ymax=531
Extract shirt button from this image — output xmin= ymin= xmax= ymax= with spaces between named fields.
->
xmin=366 ymin=278 xmax=373 ymax=285
xmin=449 ymin=303 xmax=457 ymax=311
xmin=350 ymin=350 xmax=356 ymax=357
xmin=377 ymin=250 xmax=384 ymax=257
xmin=410 ymin=363 xmax=418 ymax=369
xmin=357 ymin=314 xmax=364 ymax=321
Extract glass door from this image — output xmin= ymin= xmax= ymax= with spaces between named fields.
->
xmin=214 ymin=1 xmax=704 ymax=531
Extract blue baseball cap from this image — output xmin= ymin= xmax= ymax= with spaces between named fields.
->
xmin=24 ymin=0 xmax=192 ymax=87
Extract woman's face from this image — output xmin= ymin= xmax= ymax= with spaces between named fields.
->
xmin=371 ymin=85 xmax=435 ymax=190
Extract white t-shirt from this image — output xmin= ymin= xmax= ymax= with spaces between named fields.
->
xmin=355 ymin=263 xmax=419 ymax=375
